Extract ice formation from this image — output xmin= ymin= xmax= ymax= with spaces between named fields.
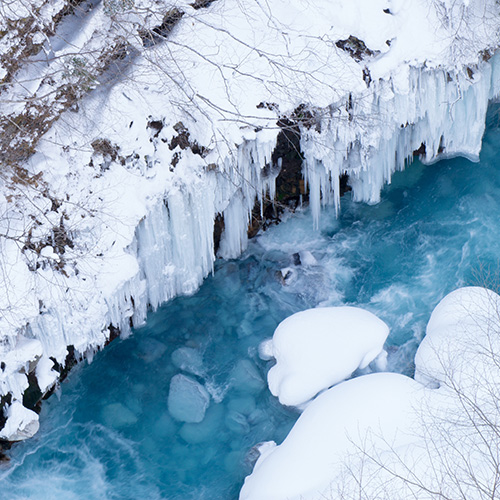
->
xmin=1 ymin=0 xmax=500 ymax=440
xmin=265 ymin=307 xmax=389 ymax=406
xmin=0 ymin=401 xmax=39 ymax=442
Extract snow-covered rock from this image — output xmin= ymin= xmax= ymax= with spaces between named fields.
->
xmin=243 ymin=287 xmax=500 ymax=500
xmin=35 ymin=355 xmax=59 ymax=394
xmin=239 ymin=373 xmax=432 ymax=500
xmin=415 ymin=286 xmax=500 ymax=391
xmin=167 ymin=374 xmax=210 ymax=423
xmin=0 ymin=336 xmax=43 ymax=402
xmin=265 ymin=307 xmax=389 ymax=406
xmin=0 ymin=401 xmax=39 ymax=442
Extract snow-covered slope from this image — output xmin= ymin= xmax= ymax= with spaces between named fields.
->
xmin=0 ymin=0 xmax=499 ymax=440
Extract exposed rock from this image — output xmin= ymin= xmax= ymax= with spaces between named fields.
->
xmin=22 ymin=371 xmax=42 ymax=414
xmin=247 ymin=106 xmax=351 ymax=239
xmin=140 ymin=8 xmax=185 ymax=46
xmin=335 ymin=35 xmax=378 ymax=62
xmin=213 ymin=213 xmax=225 ymax=254
xmin=191 ymin=0 xmax=217 ymax=9
xmin=169 ymin=122 xmax=208 ymax=157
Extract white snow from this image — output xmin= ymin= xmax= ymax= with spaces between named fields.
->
xmin=0 ymin=336 xmax=43 ymax=402
xmin=415 ymin=286 xmax=500 ymax=391
xmin=167 ymin=374 xmax=210 ymax=423
xmin=298 ymin=251 xmax=317 ymax=267
xmin=242 ymin=287 xmax=500 ymax=500
xmin=240 ymin=373 xmax=432 ymax=500
xmin=35 ymin=355 xmax=58 ymax=394
xmin=266 ymin=307 xmax=389 ymax=406
xmin=0 ymin=401 xmax=39 ymax=442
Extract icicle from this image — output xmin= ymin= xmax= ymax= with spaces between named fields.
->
xmin=301 ymin=53 xmax=500 ymax=213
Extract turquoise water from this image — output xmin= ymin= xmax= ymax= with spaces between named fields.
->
xmin=2 ymin=105 xmax=500 ymax=499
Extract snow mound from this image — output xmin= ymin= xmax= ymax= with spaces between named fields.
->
xmin=35 ymin=355 xmax=59 ymax=394
xmin=240 ymin=373 xmax=429 ymax=500
xmin=415 ymin=286 xmax=500 ymax=390
xmin=0 ymin=401 xmax=39 ymax=442
xmin=266 ymin=307 xmax=389 ymax=406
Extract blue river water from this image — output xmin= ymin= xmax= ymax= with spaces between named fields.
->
xmin=2 ymin=105 xmax=500 ymax=499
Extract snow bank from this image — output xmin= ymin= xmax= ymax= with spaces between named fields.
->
xmin=243 ymin=287 xmax=500 ymax=500
xmin=240 ymin=373 xmax=431 ymax=500
xmin=265 ymin=307 xmax=389 ymax=406
xmin=0 ymin=336 xmax=43 ymax=403
xmin=415 ymin=287 xmax=500 ymax=391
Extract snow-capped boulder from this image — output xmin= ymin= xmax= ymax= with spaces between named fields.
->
xmin=240 ymin=373 xmax=430 ymax=500
xmin=265 ymin=306 xmax=389 ymax=406
xmin=0 ymin=401 xmax=39 ymax=442
xmin=415 ymin=286 xmax=500 ymax=391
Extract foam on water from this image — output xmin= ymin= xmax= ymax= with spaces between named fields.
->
xmin=2 ymin=105 xmax=500 ymax=499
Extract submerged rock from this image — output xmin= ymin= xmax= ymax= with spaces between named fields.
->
xmin=230 ymin=360 xmax=265 ymax=395
xmin=101 ymin=402 xmax=139 ymax=429
xmin=168 ymin=374 xmax=210 ymax=423
xmin=171 ymin=347 xmax=204 ymax=376
xmin=179 ymin=404 xmax=225 ymax=444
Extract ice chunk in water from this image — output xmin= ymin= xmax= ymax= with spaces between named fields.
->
xmin=299 ymin=250 xmax=317 ymax=266
xmin=168 ymin=374 xmax=210 ymax=423
xmin=258 ymin=339 xmax=273 ymax=361
xmin=171 ymin=347 xmax=204 ymax=376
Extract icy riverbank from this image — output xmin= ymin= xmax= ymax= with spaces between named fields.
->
xmin=1 ymin=0 xmax=500 ymax=441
